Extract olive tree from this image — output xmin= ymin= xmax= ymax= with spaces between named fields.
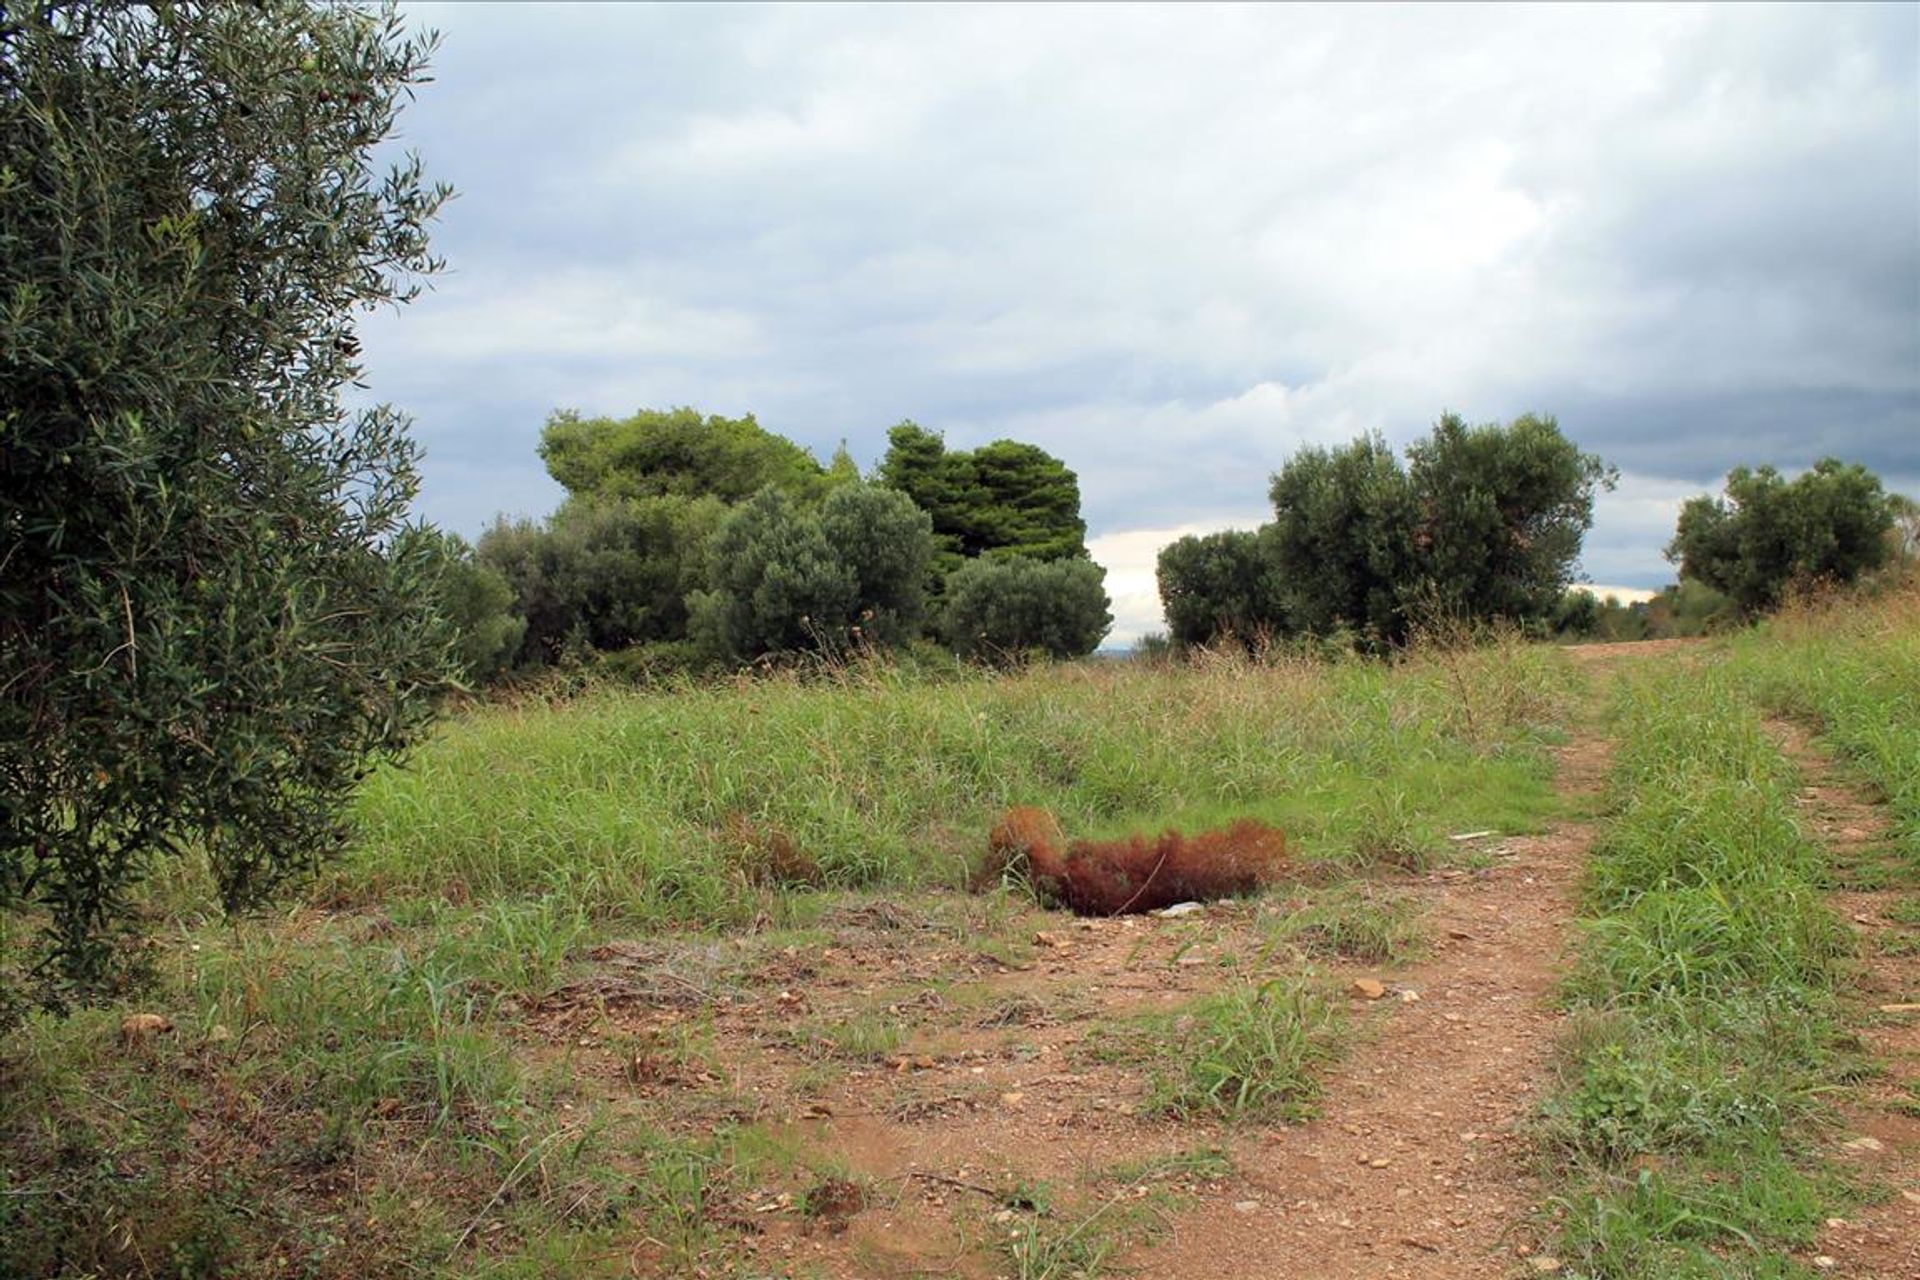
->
xmin=1 ymin=3 xmax=453 ymax=994
xmin=1668 ymin=460 xmax=1896 ymax=614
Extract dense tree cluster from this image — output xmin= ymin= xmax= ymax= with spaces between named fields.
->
xmin=455 ymin=409 xmax=1111 ymax=677
xmin=876 ymin=423 xmax=1091 ymax=581
xmin=1667 ymin=460 xmax=1896 ymax=615
xmin=1159 ymin=413 xmax=1615 ymax=650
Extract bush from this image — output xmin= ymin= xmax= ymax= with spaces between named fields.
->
xmin=1669 ymin=459 xmax=1894 ymax=615
xmin=939 ymin=557 xmax=1112 ymax=661
xmin=478 ymin=494 xmax=725 ymax=667
xmin=693 ymin=483 xmax=935 ymax=661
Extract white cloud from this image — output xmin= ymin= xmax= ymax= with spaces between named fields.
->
xmin=374 ymin=1 xmax=1918 ymax=581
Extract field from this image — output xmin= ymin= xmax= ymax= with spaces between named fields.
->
xmin=2 ymin=590 xmax=1916 ymax=1279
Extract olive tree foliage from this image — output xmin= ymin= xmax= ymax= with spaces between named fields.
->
xmin=1405 ymin=413 xmax=1615 ymax=623
xmin=1265 ymin=433 xmax=1417 ymax=644
xmin=939 ymin=557 xmax=1112 ymax=662
xmin=0 ymin=3 xmax=454 ymax=992
xmin=1667 ymin=459 xmax=1895 ymax=615
xmin=1262 ymin=415 xmax=1612 ymax=648
xmin=411 ymin=531 xmax=523 ymax=684
xmin=1155 ymin=528 xmax=1287 ymax=649
xmin=477 ymin=495 xmax=725 ymax=667
xmin=691 ymin=484 xmax=935 ymax=661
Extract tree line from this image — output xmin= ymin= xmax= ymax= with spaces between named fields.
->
xmin=431 ymin=412 xmax=1114 ymax=682
xmin=1156 ymin=415 xmax=1908 ymax=654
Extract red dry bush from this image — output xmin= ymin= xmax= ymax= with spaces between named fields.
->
xmin=719 ymin=813 xmax=820 ymax=887
xmin=979 ymin=806 xmax=1067 ymax=890
xmin=985 ymin=808 xmax=1289 ymax=915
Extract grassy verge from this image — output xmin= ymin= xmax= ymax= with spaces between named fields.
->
xmin=339 ymin=640 xmax=1575 ymax=924
xmin=1728 ymin=584 xmax=1920 ymax=870
xmin=1535 ymin=666 xmax=1856 ymax=1279
xmin=2 ymin=640 xmax=1575 ymax=1278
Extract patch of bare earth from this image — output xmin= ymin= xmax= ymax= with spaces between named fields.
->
xmin=1129 ymin=729 xmax=1609 ymax=1279
xmin=1560 ymin=637 xmax=1707 ymax=669
xmin=1769 ymin=720 xmax=1920 ymax=1279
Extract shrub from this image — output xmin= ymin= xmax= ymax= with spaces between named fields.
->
xmin=939 ymin=557 xmax=1112 ymax=662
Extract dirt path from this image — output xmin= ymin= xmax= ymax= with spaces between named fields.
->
xmin=1127 ymin=726 xmax=1608 ymax=1278
xmin=1768 ymin=720 xmax=1920 ymax=1279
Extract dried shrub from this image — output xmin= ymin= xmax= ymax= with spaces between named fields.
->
xmin=718 ymin=813 xmax=820 ymax=887
xmin=986 ymin=808 xmax=1290 ymax=915
xmin=980 ymin=806 xmax=1067 ymax=890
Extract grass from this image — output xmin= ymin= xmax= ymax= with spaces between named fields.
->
xmin=338 ymin=641 xmax=1574 ymax=924
xmin=1731 ymin=583 xmax=1920 ymax=866
xmin=1000 ymin=1148 xmax=1236 ymax=1280
xmin=1261 ymin=882 xmax=1425 ymax=963
xmin=1085 ymin=975 xmax=1342 ymax=1121
xmin=1534 ymin=658 xmax=1868 ymax=1278
xmin=1 ymin=637 xmax=1579 ymax=1277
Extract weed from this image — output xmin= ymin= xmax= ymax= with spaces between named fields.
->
xmin=796 ymin=1009 xmax=904 ymax=1062
xmin=1139 ymin=977 xmax=1340 ymax=1120
xmin=1263 ymin=883 xmax=1424 ymax=963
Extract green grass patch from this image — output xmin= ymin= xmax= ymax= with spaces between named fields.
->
xmin=1261 ymin=882 xmax=1425 ymax=963
xmin=1089 ymin=976 xmax=1341 ymax=1120
xmin=1534 ymin=660 xmax=1868 ymax=1276
xmin=339 ymin=645 xmax=1575 ymax=926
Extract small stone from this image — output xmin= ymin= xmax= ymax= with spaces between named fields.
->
xmin=1350 ymin=978 xmax=1388 ymax=1000
xmin=1812 ymin=1258 xmax=1837 ymax=1271
xmin=1529 ymin=1258 xmax=1562 ymax=1275
xmin=1232 ymin=1200 xmax=1260 ymax=1214
xmin=1155 ymin=901 xmax=1205 ymax=918
xmin=205 ymin=1024 xmax=231 ymax=1044
xmin=1000 ymin=1091 xmax=1026 ymax=1107
xmin=1369 ymin=1157 xmax=1393 ymax=1168
xmin=1398 ymin=989 xmax=1421 ymax=1003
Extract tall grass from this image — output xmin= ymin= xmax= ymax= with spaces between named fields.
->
xmin=1539 ymin=665 xmax=1855 ymax=1278
xmin=339 ymin=641 xmax=1576 ymax=925
xmin=1729 ymin=582 xmax=1920 ymax=863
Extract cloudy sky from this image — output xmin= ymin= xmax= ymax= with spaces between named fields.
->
xmin=361 ymin=2 xmax=1919 ymax=644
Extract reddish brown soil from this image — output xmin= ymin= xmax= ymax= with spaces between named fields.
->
xmin=1769 ymin=720 xmax=1920 ymax=1279
xmin=1129 ymin=731 xmax=1608 ymax=1278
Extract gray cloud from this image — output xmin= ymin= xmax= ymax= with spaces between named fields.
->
xmin=362 ymin=3 xmax=1920 ymax=637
